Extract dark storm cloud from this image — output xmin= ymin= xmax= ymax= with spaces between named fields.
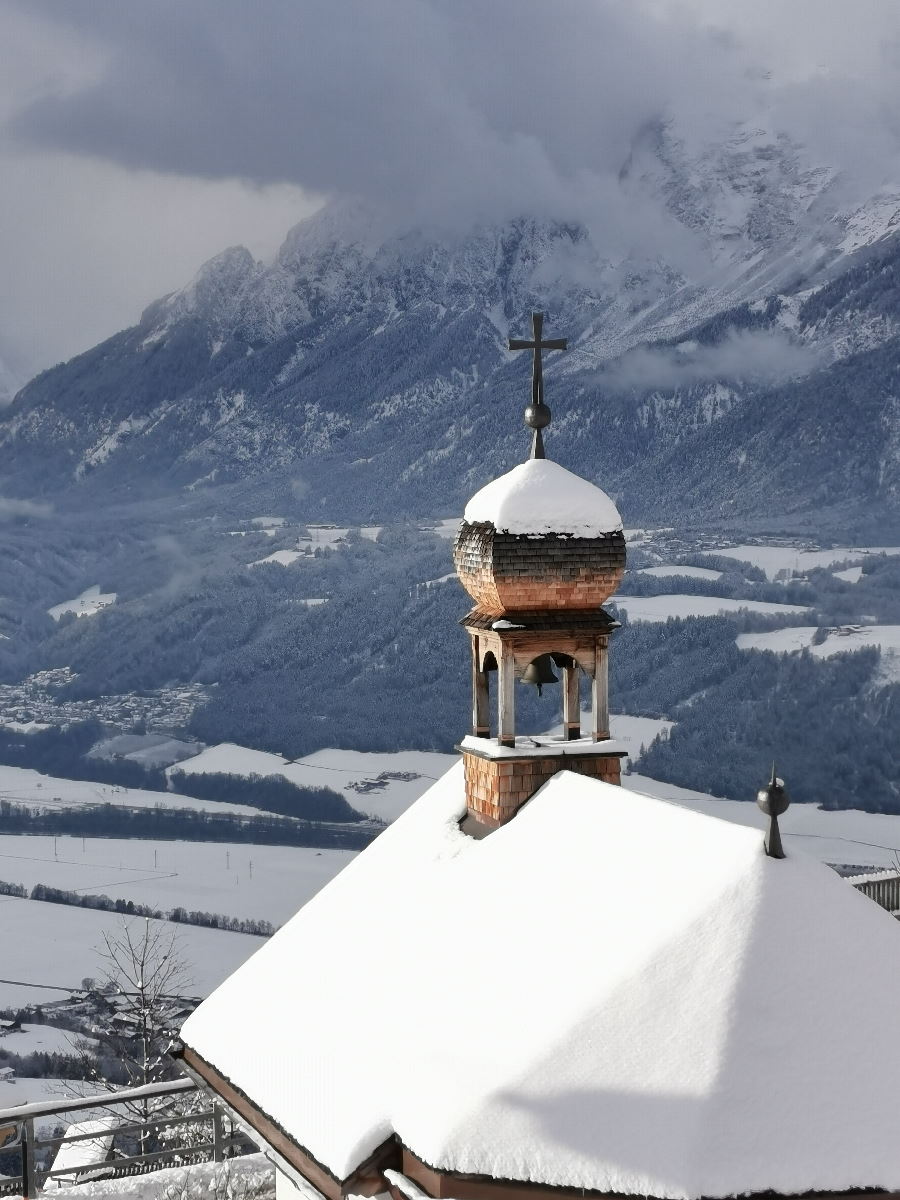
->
xmin=5 ymin=0 xmax=757 ymax=232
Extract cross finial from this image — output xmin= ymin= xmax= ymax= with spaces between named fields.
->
xmin=508 ymin=312 xmax=567 ymax=459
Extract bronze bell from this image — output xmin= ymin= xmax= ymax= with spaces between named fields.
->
xmin=521 ymin=654 xmax=559 ymax=696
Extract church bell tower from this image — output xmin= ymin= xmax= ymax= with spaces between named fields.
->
xmin=454 ymin=313 xmax=627 ymax=829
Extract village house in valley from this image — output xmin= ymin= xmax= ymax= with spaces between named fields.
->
xmin=176 ymin=315 xmax=900 ymax=1200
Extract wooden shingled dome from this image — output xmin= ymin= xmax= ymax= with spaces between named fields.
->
xmin=453 ymin=522 xmax=626 ymax=616
xmin=453 ymin=457 xmax=625 ymax=616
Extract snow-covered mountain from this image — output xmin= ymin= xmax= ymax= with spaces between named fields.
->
xmin=3 ymin=121 xmax=900 ymax=526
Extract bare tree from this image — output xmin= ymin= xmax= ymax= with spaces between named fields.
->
xmin=70 ymin=919 xmax=195 ymax=1150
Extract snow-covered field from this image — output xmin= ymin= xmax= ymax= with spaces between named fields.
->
xmin=611 ymin=595 xmax=811 ymax=623
xmin=48 ymin=587 xmax=116 ymax=622
xmin=0 ymin=899 xmax=262 ymax=1008
xmin=610 ymin=715 xmax=673 ymax=755
xmin=0 ymin=1022 xmax=94 ymax=1057
xmin=540 ymin=715 xmax=673 ymax=758
xmin=0 ymin=765 xmax=264 ymax=819
xmin=169 ymin=744 xmax=456 ymax=824
xmin=626 ymin=773 xmax=900 ymax=869
xmin=636 ymin=565 xmax=723 ymax=581
xmin=699 ymin=544 xmax=900 ymax=580
xmin=249 ymin=550 xmax=313 ymax=567
xmin=89 ymin=733 xmax=202 ymax=770
xmin=0 ymin=1075 xmax=88 ymax=1114
xmin=834 ymin=566 xmax=864 ymax=584
xmin=737 ymin=624 xmax=900 ymax=663
xmin=0 ymin=836 xmax=353 ymax=926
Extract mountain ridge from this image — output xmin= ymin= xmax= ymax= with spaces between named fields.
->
xmin=4 ymin=123 xmax=900 ymax=526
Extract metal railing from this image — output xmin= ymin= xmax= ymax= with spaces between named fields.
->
xmin=848 ymin=869 xmax=900 ymax=914
xmin=0 ymin=1077 xmax=255 ymax=1197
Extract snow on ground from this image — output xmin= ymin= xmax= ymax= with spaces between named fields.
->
xmin=834 ymin=566 xmax=864 ymax=584
xmin=251 ymin=516 xmax=286 ymax=528
xmin=0 ymin=836 xmax=354 ymax=926
xmin=636 ymin=565 xmax=723 ymax=581
xmin=0 ymin=900 xmax=262 ymax=1009
xmin=610 ymin=715 xmax=674 ymax=755
xmin=541 ymin=715 xmax=673 ymax=759
xmin=428 ymin=518 xmax=460 ymax=539
xmin=0 ymin=765 xmax=264 ymax=819
xmin=170 ymin=744 xmax=456 ymax=824
xmin=0 ymin=1023 xmax=94 ymax=1057
xmin=418 ymin=572 xmax=458 ymax=589
xmin=626 ymin=773 xmax=900 ymax=869
xmin=89 ymin=734 xmax=203 ymax=770
xmin=611 ymin=595 xmax=811 ymax=623
xmin=0 ymin=1076 xmax=89 ymax=1115
xmin=47 ymin=1153 xmax=274 ymax=1200
xmin=735 ymin=626 xmax=819 ymax=653
xmin=699 ymin=544 xmax=900 ymax=580
xmin=737 ymin=625 xmax=900 ymax=662
xmin=48 ymin=588 xmax=116 ymax=622
xmin=249 ymin=550 xmax=312 ymax=567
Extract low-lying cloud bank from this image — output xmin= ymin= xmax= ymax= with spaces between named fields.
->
xmin=602 ymin=329 xmax=824 ymax=392
xmin=0 ymin=496 xmax=53 ymax=521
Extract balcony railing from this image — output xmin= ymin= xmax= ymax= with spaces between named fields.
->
xmin=0 ymin=1077 xmax=255 ymax=1197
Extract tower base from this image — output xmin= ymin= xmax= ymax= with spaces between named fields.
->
xmin=460 ymin=736 xmax=625 ymax=829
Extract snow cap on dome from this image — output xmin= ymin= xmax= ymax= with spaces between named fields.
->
xmin=464 ymin=458 xmax=622 ymax=537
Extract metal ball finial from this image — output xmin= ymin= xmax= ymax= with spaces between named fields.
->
xmin=524 ymin=402 xmax=551 ymax=430
xmin=756 ymin=762 xmax=790 ymax=859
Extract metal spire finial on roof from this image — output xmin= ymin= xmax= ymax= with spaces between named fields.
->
xmin=756 ymin=762 xmax=790 ymax=859
xmin=508 ymin=312 xmax=567 ymax=460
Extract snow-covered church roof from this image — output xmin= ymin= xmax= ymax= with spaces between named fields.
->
xmin=464 ymin=458 xmax=622 ymax=537
xmin=180 ymin=767 xmax=900 ymax=1198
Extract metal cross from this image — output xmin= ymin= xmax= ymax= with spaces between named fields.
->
xmin=509 ymin=311 xmax=567 ymax=408
xmin=508 ymin=312 xmax=567 ymax=459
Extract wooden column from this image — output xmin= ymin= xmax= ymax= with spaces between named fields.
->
xmin=562 ymin=664 xmax=580 ymax=740
xmin=472 ymin=654 xmax=490 ymax=738
xmin=591 ymin=642 xmax=609 ymax=742
xmin=498 ymin=645 xmax=516 ymax=748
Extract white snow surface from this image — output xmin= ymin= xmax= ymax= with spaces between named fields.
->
xmin=624 ymin=773 xmax=900 ymax=869
xmin=0 ymin=901 xmax=260 ymax=1008
xmin=45 ymin=1153 xmax=273 ymax=1200
xmin=463 ymin=459 xmax=622 ymax=537
xmin=0 ymin=835 xmax=353 ymax=925
xmin=737 ymin=624 xmax=900 ymax=662
xmin=48 ymin=1118 xmax=115 ymax=1185
xmin=169 ymin=744 xmax=455 ymax=824
xmin=0 ymin=764 xmax=263 ymax=818
xmin=612 ymin=595 xmax=811 ymax=623
xmin=182 ymin=765 xmax=900 ymax=1197
xmin=0 ymin=1023 xmax=93 ymax=1057
xmin=637 ymin=565 xmax=723 ymax=581
xmin=834 ymin=566 xmax=864 ymax=584
xmin=700 ymin=545 xmax=900 ymax=581
xmin=48 ymin=588 xmax=116 ymax=622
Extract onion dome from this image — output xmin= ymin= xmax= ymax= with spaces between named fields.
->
xmin=454 ymin=457 xmax=625 ymax=615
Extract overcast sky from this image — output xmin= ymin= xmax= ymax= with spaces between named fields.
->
xmin=1 ymin=0 xmax=899 ymax=380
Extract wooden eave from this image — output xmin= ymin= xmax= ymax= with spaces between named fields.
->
xmin=461 ymin=607 xmax=618 ymax=632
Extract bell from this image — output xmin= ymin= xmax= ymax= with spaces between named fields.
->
xmin=521 ymin=654 xmax=559 ymax=696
